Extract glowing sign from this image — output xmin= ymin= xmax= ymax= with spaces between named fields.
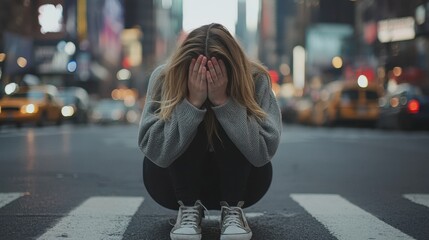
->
xmin=38 ymin=4 xmax=64 ymax=34
xmin=378 ymin=17 xmax=415 ymax=43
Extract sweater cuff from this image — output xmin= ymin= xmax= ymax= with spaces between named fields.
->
xmin=211 ymin=98 xmax=246 ymax=120
xmin=175 ymin=98 xmax=207 ymax=123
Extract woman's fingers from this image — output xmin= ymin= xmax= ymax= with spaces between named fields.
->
xmin=187 ymin=55 xmax=208 ymax=108
xmin=206 ymin=57 xmax=228 ymax=106
xmin=196 ymin=56 xmax=207 ymax=81
xmin=211 ymin=57 xmax=223 ymax=78
xmin=189 ymin=58 xmax=196 ymax=77
xmin=192 ymin=55 xmax=203 ymax=78
xmin=219 ymin=59 xmax=227 ymax=77
xmin=207 ymin=60 xmax=217 ymax=85
xmin=207 ymin=70 xmax=213 ymax=84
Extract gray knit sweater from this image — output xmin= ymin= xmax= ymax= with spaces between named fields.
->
xmin=138 ymin=65 xmax=282 ymax=168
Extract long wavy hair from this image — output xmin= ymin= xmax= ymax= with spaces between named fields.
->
xmin=153 ymin=23 xmax=270 ymax=144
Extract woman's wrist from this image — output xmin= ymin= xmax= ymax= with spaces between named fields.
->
xmin=210 ymin=97 xmax=229 ymax=106
xmin=187 ymin=97 xmax=204 ymax=108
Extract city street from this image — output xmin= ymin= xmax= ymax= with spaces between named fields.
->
xmin=1 ymin=123 xmax=429 ymax=239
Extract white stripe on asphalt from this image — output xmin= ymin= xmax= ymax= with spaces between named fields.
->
xmin=206 ymin=212 xmax=264 ymax=221
xmin=0 ymin=192 xmax=25 ymax=208
xmin=403 ymin=194 xmax=429 ymax=208
xmin=37 ymin=196 xmax=144 ymax=240
xmin=290 ymin=194 xmax=414 ymax=240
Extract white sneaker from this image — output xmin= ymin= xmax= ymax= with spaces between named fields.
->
xmin=220 ymin=201 xmax=252 ymax=240
xmin=170 ymin=200 xmax=204 ymax=240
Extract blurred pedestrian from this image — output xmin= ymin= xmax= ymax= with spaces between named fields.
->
xmin=138 ymin=23 xmax=281 ymax=240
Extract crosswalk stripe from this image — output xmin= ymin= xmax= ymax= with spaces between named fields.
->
xmin=403 ymin=194 xmax=429 ymax=208
xmin=0 ymin=192 xmax=25 ymax=209
xmin=290 ymin=194 xmax=415 ymax=240
xmin=37 ymin=196 xmax=144 ymax=240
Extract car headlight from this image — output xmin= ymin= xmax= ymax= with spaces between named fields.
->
xmin=61 ymin=105 xmax=75 ymax=117
xmin=92 ymin=111 xmax=101 ymax=120
xmin=20 ymin=104 xmax=38 ymax=114
xmin=126 ymin=110 xmax=139 ymax=123
xmin=111 ymin=109 xmax=123 ymax=120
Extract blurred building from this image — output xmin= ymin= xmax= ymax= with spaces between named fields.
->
xmin=0 ymin=0 xmax=36 ymax=97
xmin=356 ymin=0 xmax=429 ymax=89
xmin=259 ymin=0 xmax=278 ymax=70
xmin=123 ymin=0 xmax=183 ymax=97
xmin=0 ymin=0 xmax=125 ymax=98
xmin=260 ymin=0 xmax=355 ymax=91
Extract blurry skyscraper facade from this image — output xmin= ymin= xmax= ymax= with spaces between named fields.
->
xmin=260 ymin=0 xmax=428 ymax=92
xmin=0 ymin=0 xmax=125 ymax=97
xmin=356 ymin=0 xmax=429 ymax=88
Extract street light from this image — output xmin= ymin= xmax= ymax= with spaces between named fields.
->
xmin=17 ymin=57 xmax=27 ymax=68
xmin=293 ymin=45 xmax=306 ymax=90
xmin=357 ymin=75 xmax=368 ymax=88
xmin=332 ymin=56 xmax=343 ymax=69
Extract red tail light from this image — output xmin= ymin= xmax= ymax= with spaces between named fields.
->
xmin=407 ymin=99 xmax=420 ymax=114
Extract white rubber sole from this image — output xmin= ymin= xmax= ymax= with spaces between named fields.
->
xmin=220 ymin=232 xmax=252 ymax=240
xmin=170 ymin=233 xmax=202 ymax=240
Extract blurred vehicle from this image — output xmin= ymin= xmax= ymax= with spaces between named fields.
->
xmin=378 ymin=83 xmax=429 ymax=130
xmin=311 ymin=80 xmax=380 ymax=126
xmin=90 ymin=99 xmax=140 ymax=125
xmin=277 ymin=96 xmax=297 ymax=123
xmin=294 ymin=96 xmax=314 ymax=125
xmin=0 ymin=85 xmax=63 ymax=127
xmin=58 ymin=87 xmax=90 ymax=124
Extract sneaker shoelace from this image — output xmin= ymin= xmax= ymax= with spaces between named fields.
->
xmin=169 ymin=201 xmax=209 ymax=228
xmin=223 ymin=207 xmax=244 ymax=228
xmin=180 ymin=208 xmax=200 ymax=228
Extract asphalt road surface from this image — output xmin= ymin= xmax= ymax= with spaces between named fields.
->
xmin=1 ymin=123 xmax=429 ymax=240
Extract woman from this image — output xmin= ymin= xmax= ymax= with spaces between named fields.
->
xmin=138 ymin=23 xmax=281 ymax=240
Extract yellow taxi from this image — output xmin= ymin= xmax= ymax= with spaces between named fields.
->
xmin=312 ymin=79 xmax=381 ymax=126
xmin=0 ymin=85 xmax=63 ymax=127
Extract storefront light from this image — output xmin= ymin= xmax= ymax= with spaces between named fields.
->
xmin=5 ymin=83 xmax=19 ymax=95
xmin=38 ymin=4 xmax=63 ymax=34
xmin=117 ymin=69 xmax=131 ymax=81
xmin=332 ymin=56 xmax=343 ymax=69
xmin=67 ymin=61 xmax=77 ymax=72
xmin=293 ymin=46 xmax=306 ymax=89
xmin=357 ymin=75 xmax=368 ymax=88
xmin=393 ymin=67 xmax=402 ymax=77
xmin=64 ymin=42 xmax=76 ymax=55
xmin=17 ymin=57 xmax=27 ymax=68
xmin=378 ymin=17 xmax=415 ymax=43
xmin=0 ymin=53 xmax=6 ymax=62
xmin=279 ymin=64 xmax=291 ymax=76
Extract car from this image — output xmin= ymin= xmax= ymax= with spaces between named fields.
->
xmin=294 ymin=95 xmax=315 ymax=125
xmin=58 ymin=87 xmax=90 ymax=124
xmin=378 ymin=83 xmax=429 ymax=130
xmin=0 ymin=85 xmax=63 ymax=127
xmin=277 ymin=96 xmax=298 ymax=123
xmin=311 ymin=80 xmax=380 ymax=127
xmin=90 ymin=99 xmax=140 ymax=125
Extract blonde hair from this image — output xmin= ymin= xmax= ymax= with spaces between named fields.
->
xmin=153 ymin=23 xmax=270 ymax=144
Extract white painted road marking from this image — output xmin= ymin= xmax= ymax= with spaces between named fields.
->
xmin=0 ymin=192 xmax=25 ymax=208
xmin=290 ymin=194 xmax=415 ymax=240
xmin=206 ymin=212 xmax=264 ymax=221
xmin=403 ymin=194 xmax=429 ymax=208
xmin=37 ymin=196 xmax=144 ymax=240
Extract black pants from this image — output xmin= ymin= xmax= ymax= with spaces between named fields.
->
xmin=143 ymin=122 xmax=272 ymax=210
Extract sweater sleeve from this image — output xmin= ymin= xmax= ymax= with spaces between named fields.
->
xmin=211 ymin=73 xmax=282 ymax=167
xmin=138 ymin=65 xmax=207 ymax=168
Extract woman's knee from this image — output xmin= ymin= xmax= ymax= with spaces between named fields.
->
xmin=243 ymin=162 xmax=273 ymax=208
xmin=143 ymin=157 xmax=179 ymax=210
